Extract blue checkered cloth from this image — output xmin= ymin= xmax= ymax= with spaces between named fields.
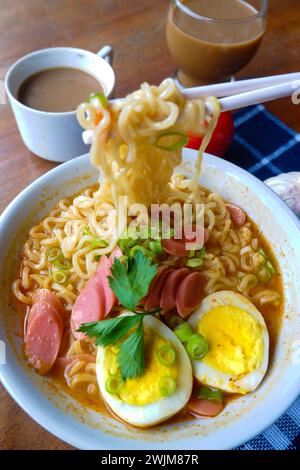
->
xmin=225 ymin=105 xmax=300 ymax=450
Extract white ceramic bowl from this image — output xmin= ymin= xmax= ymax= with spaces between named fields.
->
xmin=0 ymin=149 xmax=300 ymax=450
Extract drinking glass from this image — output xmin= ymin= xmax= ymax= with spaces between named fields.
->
xmin=166 ymin=0 xmax=268 ymax=87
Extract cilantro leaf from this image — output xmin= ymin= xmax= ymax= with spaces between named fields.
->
xmin=77 ymin=315 xmax=142 ymax=347
xmin=108 ymin=251 xmax=157 ymax=311
xmin=118 ymin=317 xmax=145 ymax=379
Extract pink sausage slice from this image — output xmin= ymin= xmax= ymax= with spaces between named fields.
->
xmin=160 ymin=268 xmax=190 ymax=314
xmin=32 ymin=289 xmax=64 ymax=317
xmin=226 ymin=204 xmax=246 ymax=227
xmin=27 ymin=300 xmax=63 ymax=325
xmin=188 ymin=397 xmax=224 ymax=418
xmin=95 ymin=255 xmax=117 ymax=317
xmin=71 ymin=248 xmax=123 ymax=339
xmin=162 ymin=227 xmax=209 ymax=257
xmin=176 ymin=272 xmax=204 ymax=318
xmin=144 ymin=266 xmax=171 ymax=311
xmin=71 ymin=276 xmax=105 ymax=340
xmin=25 ymin=305 xmax=63 ymax=375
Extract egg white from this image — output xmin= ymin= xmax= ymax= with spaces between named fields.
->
xmin=96 ymin=313 xmax=193 ymax=427
xmin=188 ymin=291 xmax=269 ymax=394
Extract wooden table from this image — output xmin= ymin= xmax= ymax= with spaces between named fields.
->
xmin=0 ymin=0 xmax=300 ymax=450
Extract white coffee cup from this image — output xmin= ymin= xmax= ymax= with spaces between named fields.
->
xmin=5 ymin=45 xmax=115 ymax=162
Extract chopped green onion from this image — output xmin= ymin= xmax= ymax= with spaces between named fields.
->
xmin=53 ymin=258 xmax=72 ymax=270
xmin=258 ymin=248 xmax=267 ymax=259
xmin=158 ymin=376 xmax=177 ymax=397
xmin=52 ymin=270 xmax=68 ymax=284
xmin=47 ymin=247 xmax=62 ymax=262
xmin=258 ymin=248 xmax=276 ymax=277
xmin=155 ymin=132 xmax=188 ymax=152
xmin=89 ymin=92 xmax=108 ymax=108
xmin=266 ymin=260 xmax=276 ymax=275
xmin=186 ymin=257 xmax=204 ymax=268
xmin=198 ymin=385 xmax=223 ymax=403
xmin=129 ymin=245 xmax=154 ymax=259
xmin=82 ymin=227 xmax=91 ymax=236
xmin=149 ymin=240 xmax=163 ymax=256
xmin=257 ymin=267 xmax=272 ymax=284
xmin=89 ymin=237 xmax=108 ymax=250
xmin=186 ymin=333 xmax=208 ymax=360
xmin=174 ymin=322 xmax=194 ymax=343
xmin=105 ymin=374 xmax=124 ymax=394
xmin=156 ymin=345 xmax=176 ymax=367
xmin=188 ymin=249 xmax=195 ymax=258
xmin=118 ymin=237 xmax=138 ymax=253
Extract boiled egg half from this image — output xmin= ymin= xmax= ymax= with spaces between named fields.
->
xmin=188 ymin=291 xmax=269 ymax=395
xmin=96 ymin=313 xmax=193 ymax=427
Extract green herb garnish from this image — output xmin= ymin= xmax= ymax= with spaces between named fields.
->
xmin=108 ymin=251 xmax=157 ymax=311
xmin=78 ymin=252 xmax=158 ymax=379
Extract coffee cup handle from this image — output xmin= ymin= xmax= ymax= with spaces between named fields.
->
xmin=97 ymin=45 xmax=114 ymax=66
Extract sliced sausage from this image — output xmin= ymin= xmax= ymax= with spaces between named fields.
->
xmin=25 ymin=305 xmax=63 ymax=375
xmin=95 ymin=247 xmax=123 ymax=314
xmin=71 ymin=276 xmax=105 ymax=340
xmin=160 ymin=268 xmax=190 ymax=314
xmin=144 ymin=266 xmax=172 ymax=311
xmin=27 ymin=300 xmax=61 ymax=325
xmin=71 ymin=248 xmax=123 ymax=339
xmin=32 ymin=289 xmax=64 ymax=317
xmin=162 ymin=226 xmax=209 ymax=257
xmin=187 ymin=397 xmax=224 ymax=418
xmin=225 ymin=204 xmax=246 ymax=227
xmin=176 ymin=272 xmax=205 ymax=318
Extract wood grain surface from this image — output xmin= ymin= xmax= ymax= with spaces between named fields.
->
xmin=0 ymin=0 xmax=300 ymax=450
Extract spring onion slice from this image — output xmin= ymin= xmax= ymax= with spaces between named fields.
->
xmin=198 ymin=385 xmax=223 ymax=403
xmin=129 ymin=245 xmax=154 ymax=259
xmin=89 ymin=237 xmax=108 ymax=250
xmin=52 ymin=270 xmax=68 ymax=284
xmin=155 ymin=132 xmax=188 ymax=152
xmin=149 ymin=240 xmax=163 ymax=256
xmin=174 ymin=322 xmax=194 ymax=343
xmin=258 ymin=248 xmax=276 ymax=275
xmin=186 ymin=258 xmax=204 ymax=268
xmin=53 ymin=258 xmax=72 ymax=270
xmin=156 ymin=345 xmax=176 ymax=367
xmin=89 ymin=92 xmax=108 ymax=108
xmin=186 ymin=333 xmax=208 ymax=360
xmin=258 ymin=248 xmax=267 ymax=259
xmin=105 ymin=374 xmax=124 ymax=394
xmin=47 ymin=247 xmax=62 ymax=262
xmin=158 ymin=376 xmax=177 ymax=397
xmin=257 ymin=266 xmax=272 ymax=284
xmin=266 ymin=260 xmax=276 ymax=275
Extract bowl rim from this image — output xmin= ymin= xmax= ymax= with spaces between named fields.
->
xmin=0 ymin=150 xmax=300 ymax=450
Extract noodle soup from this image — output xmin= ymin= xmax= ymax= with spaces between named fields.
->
xmin=12 ymin=79 xmax=283 ymax=429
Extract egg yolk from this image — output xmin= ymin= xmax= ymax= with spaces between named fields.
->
xmin=103 ymin=328 xmax=178 ymax=406
xmin=197 ymin=305 xmax=264 ymax=376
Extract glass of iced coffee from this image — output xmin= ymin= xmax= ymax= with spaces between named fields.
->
xmin=166 ymin=0 xmax=267 ymax=87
